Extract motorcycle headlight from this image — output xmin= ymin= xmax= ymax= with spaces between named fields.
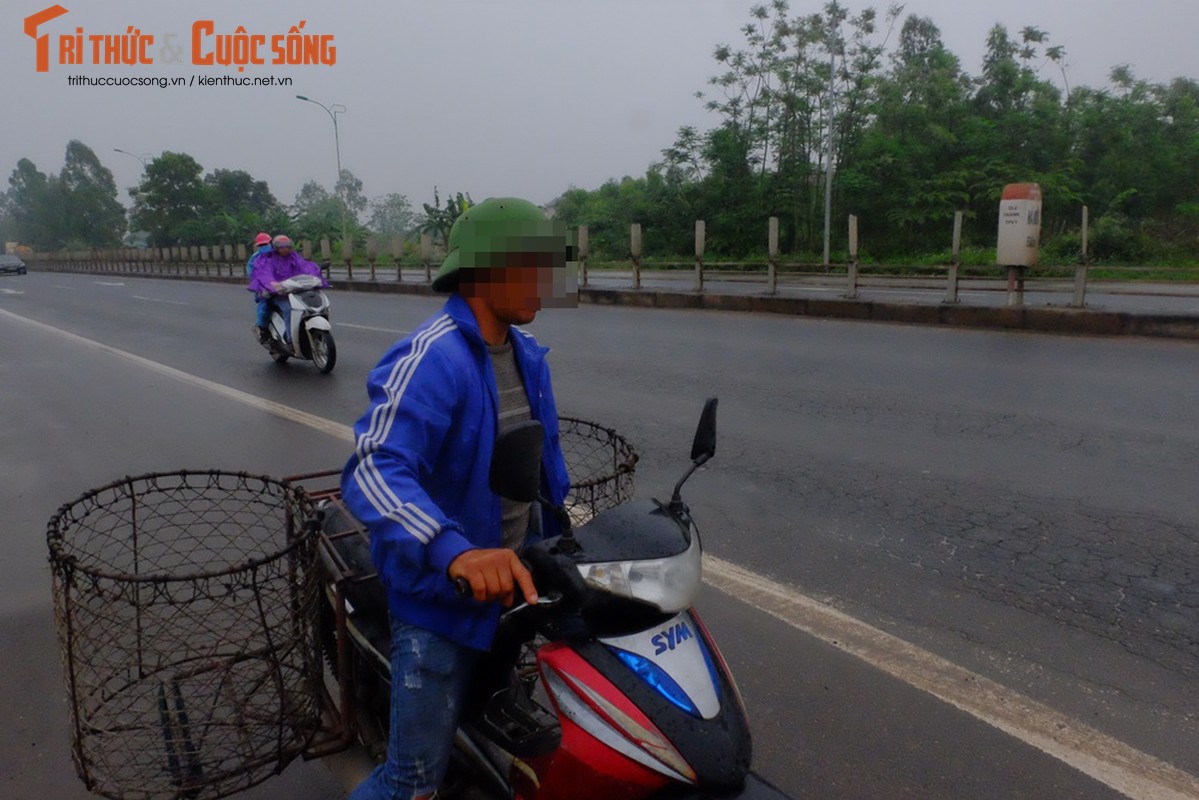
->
xmin=576 ymin=531 xmax=701 ymax=613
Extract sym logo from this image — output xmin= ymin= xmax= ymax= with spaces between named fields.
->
xmin=24 ymin=5 xmax=69 ymax=73
xmin=651 ymin=621 xmax=692 ymax=656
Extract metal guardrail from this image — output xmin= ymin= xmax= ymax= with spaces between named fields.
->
xmin=20 ymin=248 xmax=1199 ymax=312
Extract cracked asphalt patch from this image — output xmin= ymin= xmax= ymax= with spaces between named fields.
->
xmin=851 ymin=473 xmax=1198 ymax=680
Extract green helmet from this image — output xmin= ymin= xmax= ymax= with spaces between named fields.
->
xmin=432 ymin=197 xmax=565 ymax=292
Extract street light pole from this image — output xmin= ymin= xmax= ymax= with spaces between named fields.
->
xmin=114 ymin=149 xmax=153 ymax=246
xmin=113 ymin=148 xmax=149 ymax=168
xmin=296 ymin=95 xmax=349 ymax=252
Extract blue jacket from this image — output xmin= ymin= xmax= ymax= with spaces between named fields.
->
xmin=246 ymin=243 xmax=271 ymax=277
xmin=340 ymin=294 xmax=571 ymax=650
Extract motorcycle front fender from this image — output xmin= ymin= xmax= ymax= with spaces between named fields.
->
xmin=304 ymin=315 xmax=332 ymax=332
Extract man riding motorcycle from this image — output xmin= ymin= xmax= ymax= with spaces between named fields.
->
xmin=247 ymin=234 xmax=327 ymax=343
xmin=340 ymin=197 xmax=576 ymax=800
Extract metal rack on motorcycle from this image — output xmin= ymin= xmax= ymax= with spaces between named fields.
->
xmin=46 ymin=471 xmax=325 ymax=800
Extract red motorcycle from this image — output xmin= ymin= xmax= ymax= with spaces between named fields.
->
xmin=305 ymin=401 xmax=789 ymax=799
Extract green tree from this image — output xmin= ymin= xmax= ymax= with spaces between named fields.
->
xmin=200 ymin=168 xmax=283 ymax=244
xmin=840 ymin=15 xmax=974 ymax=252
xmin=3 ymin=158 xmax=61 ymax=249
xmin=336 ymin=169 xmax=368 ymax=224
xmin=59 ymin=140 xmax=125 ymax=247
xmin=419 ymin=187 xmax=473 ymax=247
xmin=289 ymin=180 xmax=343 ymax=243
xmin=368 ymin=193 xmax=416 ymax=239
xmin=130 ymin=152 xmax=208 ymax=246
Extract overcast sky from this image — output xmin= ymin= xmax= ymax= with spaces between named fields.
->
xmin=4 ymin=0 xmax=1197 ymax=213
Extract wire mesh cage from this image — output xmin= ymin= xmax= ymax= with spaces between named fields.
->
xmin=46 ymin=471 xmax=323 ymax=800
xmin=558 ymin=416 xmax=638 ymax=525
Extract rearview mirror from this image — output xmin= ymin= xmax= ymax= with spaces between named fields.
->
xmin=689 ymin=397 xmax=718 ymax=464
xmin=490 ymin=420 xmax=544 ymax=502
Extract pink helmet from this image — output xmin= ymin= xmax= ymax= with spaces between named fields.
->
xmin=254 ymin=232 xmax=271 ymax=247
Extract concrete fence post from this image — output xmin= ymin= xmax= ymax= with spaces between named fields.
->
xmin=694 ymin=220 xmax=706 ymax=292
xmin=573 ymin=225 xmax=587 ymax=287
xmin=391 ymin=235 xmax=403 ymax=281
xmin=420 ymin=233 xmax=434 ymax=283
xmin=1073 ymin=206 xmax=1090 ymax=308
xmin=320 ymin=238 xmax=332 ymax=280
xmin=578 ymin=225 xmax=589 ymax=288
xmin=946 ymin=210 xmax=963 ymax=304
xmin=367 ymin=236 xmax=378 ymax=282
xmin=343 ymin=236 xmax=354 ymax=281
xmin=845 ymin=215 xmax=860 ymax=300
xmin=630 ymin=223 xmax=642 ymax=290
xmin=768 ymin=217 xmax=779 ymax=295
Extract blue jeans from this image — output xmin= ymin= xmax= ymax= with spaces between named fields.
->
xmin=349 ymin=618 xmax=479 ymax=800
xmin=255 ymin=295 xmax=273 ymax=328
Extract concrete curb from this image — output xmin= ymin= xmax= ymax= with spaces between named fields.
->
xmin=27 ymin=264 xmax=1199 ymax=340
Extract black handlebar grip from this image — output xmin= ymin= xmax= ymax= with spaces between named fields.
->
xmin=453 ymin=576 xmax=471 ymax=599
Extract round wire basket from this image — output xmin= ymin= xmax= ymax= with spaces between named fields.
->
xmin=46 ymin=471 xmax=323 ymax=800
xmin=558 ymin=416 xmax=638 ymax=525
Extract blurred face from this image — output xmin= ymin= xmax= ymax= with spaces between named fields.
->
xmin=275 ymin=244 xmax=292 ymax=255
xmin=460 ymin=257 xmax=557 ymax=326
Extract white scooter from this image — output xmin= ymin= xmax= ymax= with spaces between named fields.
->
xmin=259 ymin=274 xmax=336 ymax=373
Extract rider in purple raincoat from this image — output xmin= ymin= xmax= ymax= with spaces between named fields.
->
xmin=248 ymin=234 xmax=328 ymax=342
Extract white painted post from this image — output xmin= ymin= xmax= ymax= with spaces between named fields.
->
xmin=320 ymin=238 xmax=332 ymax=281
xmin=420 ymin=233 xmax=433 ymax=282
xmin=367 ymin=235 xmax=378 ymax=282
xmin=695 ymin=220 xmax=706 ymax=292
xmin=1073 ymin=206 xmax=1089 ymax=308
xmin=391 ymin=235 xmax=404 ymax=281
xmin=946 ymin=211 xmax=963 ymax=304
xmin=768 ymin=216 xmax=779 ymax=295
xmin=846 ymin=215 xmax=859 ymax=299
xmin=578 ymin=225 xmax=590 ymax=288
xmin=630 ymin=223 xmax=642 ymax=290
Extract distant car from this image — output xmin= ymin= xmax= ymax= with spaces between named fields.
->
xmin=0 ymin=255 xmax=27 ymax=275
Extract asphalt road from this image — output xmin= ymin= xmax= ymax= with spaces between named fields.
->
xmin=1 ymin=271 xmax=1195 ymax=799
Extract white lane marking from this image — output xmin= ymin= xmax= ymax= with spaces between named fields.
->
xmin=95 ymin=281 xmax=125 ymax=286
xmin=132 ymin=295 xmax=190 ymax=306
xmin=0 ymin=288 xmax=24 ymax=295
xmin=340 ymin=322 xmax=410 ymax=335
xmin=0 ymin=308 xmax=351 ymax=442
xmin=2 ymin=305 xmax=1196 ymax=799
xmin=704 ymin=555 xmax=1199 ymax=800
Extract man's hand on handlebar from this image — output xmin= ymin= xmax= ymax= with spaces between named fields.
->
xmin=448 ymin=549 xmax=538 ymax=607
